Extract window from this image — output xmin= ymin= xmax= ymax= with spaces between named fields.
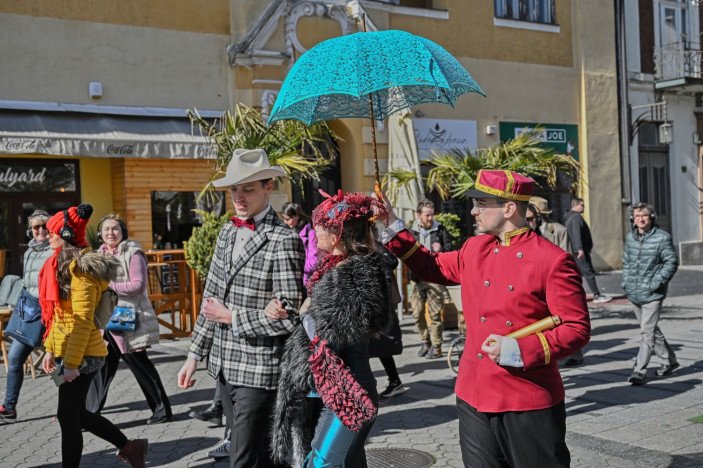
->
xmin=151 ymin=191 xmax=226 ymax=249
xmin=494 ymin=0 xmax=556 ymax=25
xmin=658 ymin=0 xmax=689 ymax=47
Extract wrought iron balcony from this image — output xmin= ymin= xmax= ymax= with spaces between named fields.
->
xmin=653 ymin=42 xmax=703 ymax=92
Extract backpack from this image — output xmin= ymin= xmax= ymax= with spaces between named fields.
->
xmin=94 ymin=288 xmax=118 ymax=329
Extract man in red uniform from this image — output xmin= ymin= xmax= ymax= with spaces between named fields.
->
xmin=380 ymin=170 xmax=590 ymax=467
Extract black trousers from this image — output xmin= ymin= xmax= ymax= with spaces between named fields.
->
xmin=457 ymin=397 xmax=570 ymax=468
xmin=378 ymin=356 xmax=400 ymax=382
xmin=575 ymin=251 xmax=600 ymax=297
xmin=218 ymin=374 xmax=285 ymax=468
xmin=86 ymin=331 xmax=171 ymax=419
xmin=57 ymin=371 xmax=128 ymax=467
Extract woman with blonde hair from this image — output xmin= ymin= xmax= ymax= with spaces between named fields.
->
xmin=40 ymin=204 xmax=147 ymax=467
xmin=86 ymin=212 xmax=171 ymax=424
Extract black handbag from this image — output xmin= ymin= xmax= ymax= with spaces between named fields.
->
xmin=5 ymin=288 xmax=45 ymax=348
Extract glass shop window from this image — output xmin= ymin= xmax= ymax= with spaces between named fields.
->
xmin=151 ymin=191 xmax=226 ymax=249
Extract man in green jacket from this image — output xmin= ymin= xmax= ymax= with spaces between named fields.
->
xmin=623 ymin=202 xmax=679 ymax=385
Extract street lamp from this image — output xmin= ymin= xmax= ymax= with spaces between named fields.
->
xmin=658 ymin=121 xmax=673 ymax=144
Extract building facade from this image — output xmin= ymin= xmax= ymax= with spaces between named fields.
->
xmin=0 ymin=0 xmax=623 ymax=274
xmin=230 ymin=0 xmax=621 ymax=267
xmin=0 ymin=0 xmax=232 ymax=273
xmin=624 ymin=0 xmax=703 ymax=264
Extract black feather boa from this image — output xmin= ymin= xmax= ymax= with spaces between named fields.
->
xmin=271 ymin=251 xmax=390 ymax=465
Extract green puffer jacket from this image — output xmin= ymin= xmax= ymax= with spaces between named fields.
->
xmin=622 ymin=226 xmax=678 ymax=305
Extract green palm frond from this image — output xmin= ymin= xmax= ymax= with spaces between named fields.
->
xmin=189 ymin=105 xmax=336 ymax=198
xmin=383 ymin=169 xmax=419 ymax=202
xmin=423 ymin=129 xmax=581 ymax=200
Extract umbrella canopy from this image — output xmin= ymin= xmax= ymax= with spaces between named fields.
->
xmin=268 ymin=30 xmax=485 ymax=126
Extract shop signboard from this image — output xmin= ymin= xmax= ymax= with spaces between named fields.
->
xmin=0 ymin=159 xmax=78 ymax=192
xmin=413 ymin=118 xmax=478 ymax=160
xmin=499 ymin=122 xmax=579 ymax=161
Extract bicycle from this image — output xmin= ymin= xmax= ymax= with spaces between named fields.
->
xmin=446 ymin=335 xmax=465 ymax=374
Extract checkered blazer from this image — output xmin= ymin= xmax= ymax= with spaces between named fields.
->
xmin=189 ymin=209 xmax=305 ymax=390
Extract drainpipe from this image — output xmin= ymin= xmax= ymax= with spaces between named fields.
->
xmin=615 ymin=0 xmax=632 ymax=239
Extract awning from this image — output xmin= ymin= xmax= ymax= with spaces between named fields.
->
xmin=0 ymin=110 xmax=216 ymax=159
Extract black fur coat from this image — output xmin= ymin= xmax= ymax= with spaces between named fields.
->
xmin=271 ymin=251 xmax=390 ymax=465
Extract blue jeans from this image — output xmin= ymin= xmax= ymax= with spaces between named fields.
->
xmin=304 ymin=405 xmax=374 ymax=468
xmin=3 ymin=339 xmax=34 ymax=411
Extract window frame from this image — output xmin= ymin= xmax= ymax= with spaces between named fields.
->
xmin=494 ymin=0 xmax=557 ymax=26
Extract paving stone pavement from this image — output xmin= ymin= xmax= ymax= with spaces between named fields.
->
xmin=2 ymin=278 xmax=703 ymax=467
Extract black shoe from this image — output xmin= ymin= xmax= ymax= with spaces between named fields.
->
xmin=147 ymin=413 xmax=172 ymax=425
xmin=564 ymin=357 xmax=584 ymax=367
xmin=190 ymin=404 xmax=223 ymax=426
xmin=0 ymin=405 xmax=17 ymax=424
xmin=379 ymin=380 xmax=406 ymax=399
xmin=417 ymin=342 xmax=431 ymax=357
xmin=628 ymin=371 xmax=647 ymax=385
xmin=425 ymin=346 xmax=443 ymax=360
xmin=656 ymin=362 xmax=680 ymax=377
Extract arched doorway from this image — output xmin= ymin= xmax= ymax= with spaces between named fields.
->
xmin=291 ymin=130 xmax=341 ymax=215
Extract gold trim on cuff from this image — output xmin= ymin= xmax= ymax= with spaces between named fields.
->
xmin=536 ymin=332 xmax=551 ymax=365
xmin=399 ymin=242 xmax=420 ymax=261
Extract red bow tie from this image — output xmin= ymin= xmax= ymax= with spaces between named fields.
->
xmin=231 ymin=216 xmax=255 ymax=231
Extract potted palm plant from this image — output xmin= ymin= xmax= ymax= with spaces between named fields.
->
xmin=386 ymin=130 xmax=580 ymax=201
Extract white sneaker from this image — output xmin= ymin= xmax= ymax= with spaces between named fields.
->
xmin=592 ymin=295 xmax=612 ymax=304
xmin=208 ymin=439 xmax=231 ymax=459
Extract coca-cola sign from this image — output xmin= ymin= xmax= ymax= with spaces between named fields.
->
xmin=106 ymin=144 xmax=135 ymax=155
xmin=0 ymin=159 xmax=78 ymax=192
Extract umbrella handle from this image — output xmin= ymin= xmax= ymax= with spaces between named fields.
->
xmin=368 ymin=92 xmax=380 ymax=187
xmin=360 ymin=13 xmax=381 ymax=188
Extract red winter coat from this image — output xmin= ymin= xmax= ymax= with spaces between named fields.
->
xmin=386 ymin=228 xmax=590 ymax=412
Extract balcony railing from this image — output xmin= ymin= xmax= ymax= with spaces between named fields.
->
xmin=654 ymin=42 xmax=703 ymax=82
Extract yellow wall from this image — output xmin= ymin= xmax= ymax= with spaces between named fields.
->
xmin=0 ymin=13 xmax=230 ymax=108
xmin=571 ymin=1 xmax=622 ymax=269
xmin=0 ymin=0 xmax=229 ymax=34
xmin=79 ymin=157 xmax=114 ymax=233
xmin=389 ymin=0 xmax=573 ymax=67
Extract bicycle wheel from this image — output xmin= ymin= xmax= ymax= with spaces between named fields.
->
xmin=447 ymin=336 xmax=464 ymax=374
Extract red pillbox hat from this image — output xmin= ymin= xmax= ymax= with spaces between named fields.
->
xmin=466 ymin=170 xmax=535 ymax=201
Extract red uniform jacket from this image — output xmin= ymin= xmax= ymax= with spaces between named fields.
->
xmin=387 ymin=228 xmax=590 ymax=412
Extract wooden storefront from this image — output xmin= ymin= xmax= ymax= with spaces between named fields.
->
xmin=110 ymin=157 xmax=222 ymax=250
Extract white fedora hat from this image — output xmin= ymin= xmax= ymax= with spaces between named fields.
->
xmin=212 ymin=148 xmax=286 ymax=187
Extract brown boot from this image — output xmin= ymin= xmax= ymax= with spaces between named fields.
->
xmin=118 ymin=438 xmax=148 ymax=468
xmin=425 ymin=346 xmax=443 ymax=360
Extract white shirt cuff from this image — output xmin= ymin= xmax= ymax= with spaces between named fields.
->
xmin=498 ymin=336 xmax=524 ymax=367
xmin=380 ymin=218 xmax=406 ymax=244
xmin=187 ymin=352 xmax=202 ymax=361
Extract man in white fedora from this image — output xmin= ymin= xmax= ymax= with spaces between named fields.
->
xmin=178 ymin=148 xmax=305 ymax=467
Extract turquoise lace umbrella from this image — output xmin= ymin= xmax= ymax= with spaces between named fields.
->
xmin=267 ymin=30 xmax=485 ymax=184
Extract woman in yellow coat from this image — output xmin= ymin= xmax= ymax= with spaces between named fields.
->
xmin=39 ymin=204 xmax=147 ymax=468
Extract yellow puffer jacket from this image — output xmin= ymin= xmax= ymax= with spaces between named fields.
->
xmin=44 ymin=252 xmax=120 ymax=369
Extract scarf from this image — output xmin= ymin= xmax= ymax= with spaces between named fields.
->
xmin=39 ymin=248 xmax=61 ymax=339
xmin=306 ymin=253 xmax=347 ymax=296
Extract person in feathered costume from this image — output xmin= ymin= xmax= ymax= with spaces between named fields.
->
xmin=270 ymin=190 xmax=392 ymax=467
